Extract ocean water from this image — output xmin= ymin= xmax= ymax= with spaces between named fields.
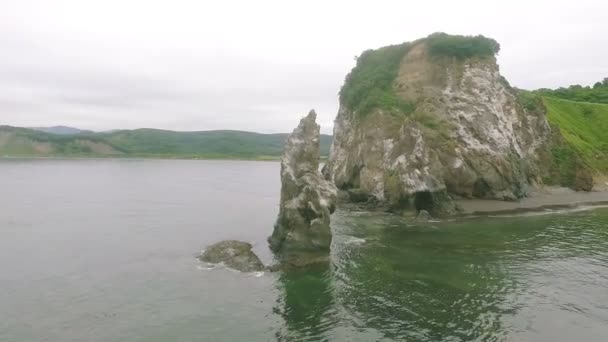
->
xmin=1 ymin=159 xmax=607 ymax=341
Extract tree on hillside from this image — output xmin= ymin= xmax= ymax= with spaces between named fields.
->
xmin=535 ymin=78 xmax=608 ymax=105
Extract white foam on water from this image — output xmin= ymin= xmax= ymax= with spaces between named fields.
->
xmin=196 ymin=261 xmax=267 ymax=276
xmin=488 ymin=204 xmax=608 ymax=218
xmin=344 ymin=236 xmax=366 ymax=245
xmin=196 ymin=264 xmax=215 ymax=271
xmin=196 ymin=260 xmax=226 ymax=271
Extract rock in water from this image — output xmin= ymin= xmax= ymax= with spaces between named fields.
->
xmin=199 ymin=240 xmax=265 ymax=272
xmin=324 ymin=33 xmax=554 ymax=216
xmin=269 ymin=110 xmax=338 ymax=258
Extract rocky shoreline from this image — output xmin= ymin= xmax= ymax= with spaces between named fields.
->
xmin=197 ymin=33 xmax=608 ymax=272
xmin=197 ymin=187 xmax=608 ymax=273
xmin=341 ymin=185 xmax=608 ymax=217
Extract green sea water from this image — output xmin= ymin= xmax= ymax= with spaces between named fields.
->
xmin=1 ymin=159 xmax=607 ymax=341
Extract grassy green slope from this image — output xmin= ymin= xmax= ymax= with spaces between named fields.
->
xmin=544 ymin=97 xmax=608 ymax=173
xmin=0 ymin=126 xmax=333 ymax=159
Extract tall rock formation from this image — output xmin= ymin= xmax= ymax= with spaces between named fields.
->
xmin=270 ymin=110 xmax=338 ymax=258
xmin=323 ymin=33 xmax=552 ymax=216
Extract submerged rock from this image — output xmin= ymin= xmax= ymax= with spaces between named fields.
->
xmin=269 ymin=110 xmax=338 ymax=258
xmin=266 ymin=253 xmax=330 ymax=272
xmin=346 ymin=188 xmax=371 ymax=203
xmin=199 ymin=240 xmax=265 ymax=272
xmin=415 ymin=210 xmax=433 ymax=223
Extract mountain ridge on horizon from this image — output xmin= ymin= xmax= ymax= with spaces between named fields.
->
xmin=29 ymin=125 xmax=320 ymax=136
xmin=0 ymin=125 xmax=332 ymax=159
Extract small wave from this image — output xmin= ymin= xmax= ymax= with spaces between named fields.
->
xmin=196 ymin=264 xmax=216 ymax=271
xmin=488 ymin=204 xmax=608 ymax=218
xmin=197 ymin=261 xmax=267 ymax=276
xmin=344 ymin=236 xmax=366 ymax=245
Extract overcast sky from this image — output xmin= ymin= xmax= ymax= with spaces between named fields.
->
xmin=1 ymin=0 xmax=606 ymax=133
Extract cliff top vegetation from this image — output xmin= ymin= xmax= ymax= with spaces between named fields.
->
xmin=339 ymin=33 xmax=500 ymax=117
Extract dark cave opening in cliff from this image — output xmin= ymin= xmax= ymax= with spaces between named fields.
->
xmin=414 ymin=191 xmax=434 ymax=213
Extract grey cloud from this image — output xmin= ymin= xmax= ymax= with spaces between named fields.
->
xmin=0 ymin=0 xmax=607 ymax=134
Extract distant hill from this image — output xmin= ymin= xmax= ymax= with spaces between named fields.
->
xmin=31 ymin=126 xmax=93 ymax=135
xmin=0 ymin=126 xmax=332 ymax=159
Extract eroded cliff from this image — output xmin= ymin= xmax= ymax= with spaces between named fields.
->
xmin=324 ymin=33 xmax=553 ymax=216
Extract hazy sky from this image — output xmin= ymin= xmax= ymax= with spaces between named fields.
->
xmin=1 ymin=0 xmax=606 ymax=133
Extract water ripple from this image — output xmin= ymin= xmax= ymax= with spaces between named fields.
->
xmin=270 ymin=208 xmax=608 ymax=341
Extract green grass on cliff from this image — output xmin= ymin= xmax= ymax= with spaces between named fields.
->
xmin=425 ymin=33 xmax=500 ymax=59
xmin=544 ymin=97 xmax=608 ymax=173
xmin=523 ymin=79 xmax=608 ymax=184
xmin=339 ymin=43 xmax=414 ymax=117
xmin=340 ymin=33 xmax=500 ymax=117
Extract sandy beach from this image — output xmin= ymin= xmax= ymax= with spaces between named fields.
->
xmin=457 ymin=185 xmax=608 ymax=215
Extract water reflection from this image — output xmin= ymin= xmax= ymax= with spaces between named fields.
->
xmin=273 ymin=261 xmax=337 ymax=341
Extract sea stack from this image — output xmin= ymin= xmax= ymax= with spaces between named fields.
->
xmin=269 ymin=110 xmax=338 ymax=260
xmin=323 ymin=33 xmax=560 ymax=216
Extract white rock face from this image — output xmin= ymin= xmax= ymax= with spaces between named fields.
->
xmin=324 ymin=42 xmax=551 ymax=215
xmin=442 ymin=64 xmax=526 ymax=157
xmin=270 ymin=110 xmax=338 ymax=256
